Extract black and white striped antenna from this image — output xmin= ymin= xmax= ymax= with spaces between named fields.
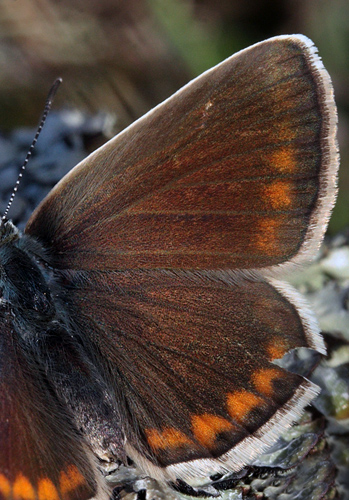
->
xmin=1 ymin=78 xmax=62 ymax=222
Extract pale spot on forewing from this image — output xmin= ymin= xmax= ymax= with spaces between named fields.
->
xmin=264 ymin=180 xmax=292 ymax=209
xmin=191 ymin=414 xmax=234 ymax=449
xmin=269 ymin=145 xmax=296 ymax=173
xmin=266 ymin=339 xmax=288 ymax=360
xmin=252 ymin=368 xmax=282 ymax=397
xmin=255 ymin=217 xmax=282 ymax=255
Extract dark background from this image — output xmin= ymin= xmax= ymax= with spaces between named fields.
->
xmin=0 ymin=0 xmax=347 ymax=232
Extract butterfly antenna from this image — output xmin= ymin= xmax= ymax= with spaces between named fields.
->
xmin=1 ymin=78 xmax=63 ymax=223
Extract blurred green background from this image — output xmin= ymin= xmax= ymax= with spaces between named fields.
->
xmin=0 ymin=0 xmax=347 ymax=232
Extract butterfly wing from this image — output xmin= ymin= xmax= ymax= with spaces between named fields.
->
xmin=24 ymin=35 xmax=338 ymax=481
xmin=0 ymin=306 xmax=108 ymax=500
xmin=25 ymin=35 xmax=338 ymax=273
xmin=58 ymin=268 xmax=322 ymax=480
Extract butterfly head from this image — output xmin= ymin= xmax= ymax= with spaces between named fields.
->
xmin=0 ymin=219 xmax=20 ymax=246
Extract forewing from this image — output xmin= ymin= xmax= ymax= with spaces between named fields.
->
xmin=0 ymin=307 xmax=108 ymax=500
xmin=25 ymin=35 xmax=337 ymax=272
xmin=61 ymin=269 xmax=323 ymax=480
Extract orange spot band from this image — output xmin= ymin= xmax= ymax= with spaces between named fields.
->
xmin=267 ymin=340 xmax=288 ymax=360
xmin=227 ymin=391 xmax=264 ymax=422
xmin=252 ymin=367 xmax=282 ymax=396
xmin=256 ymin=217 xmax=282 ymax=255
xmin=270 ymin=145 xmax=296 ymax=173
xmin=13 ymin=475 xmax=35 ymax=500
xmin=38 ymin=478 xmax=59 ymax=500
xmin=264 ymin=180 xmax=292 ymax=210
xmin=0 ymin=474 xmax=11 ymax=498
xmin=146 ymin=427 xmax=192 ymax=451
xmin=191 ymin=414 xmax=234 ymax=448
xmin=60 ymin=465 xmax=86 ymax=495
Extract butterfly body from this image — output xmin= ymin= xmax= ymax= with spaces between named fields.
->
xmin=0 ymin=35 xmax=339 ymax=500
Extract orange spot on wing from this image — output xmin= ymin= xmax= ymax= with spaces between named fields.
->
xmin=227 ymin=391 xmax=264 ymax=422
xmin=37 ymin=478 xmax=59 ymax=500
xmin=267 ymin=340 xmax=288 ymax=360
xmin=13 ymin=475 xmax=35 ymax=500
xmin=146 ymin=427 xmax=193 ymax=451
xmin=270 ymin=145 xmax=296 ymax=173
xmin=264 ymin=180 xmax=292 ymax=209
xmin=252 ymin=368 xmax=282 ymax=397
xmin=59 ymin=465 xmax=86 ymax=496
xmin=191 ymin=414 xmax=234 ymax=448
xmin=0 ymin=474 xmax=11 ymax=498
xmin=256 ymin=218 xmax=282 ymax=254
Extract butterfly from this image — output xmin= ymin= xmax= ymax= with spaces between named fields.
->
xmin=0 ymin=34 xmax=339 ymax=500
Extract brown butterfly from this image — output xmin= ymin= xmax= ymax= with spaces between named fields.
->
xmin=0 ymin=34 xmax=338 ymax=500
